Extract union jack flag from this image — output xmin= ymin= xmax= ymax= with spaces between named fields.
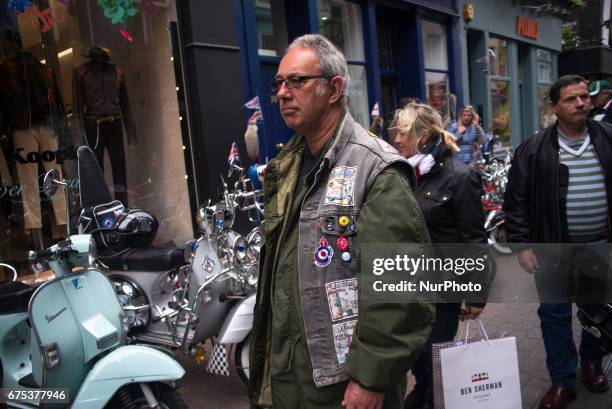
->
xmin=249 ymin=109 xmax=263 ymax=123
xmin=228 ymin=142 xmax=241 ymax=167
xmin=244 ymin=96 xmax=260 ymax=110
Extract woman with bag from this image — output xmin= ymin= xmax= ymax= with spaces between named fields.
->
xmin=393 ymin=103 xmax=488 ymax=409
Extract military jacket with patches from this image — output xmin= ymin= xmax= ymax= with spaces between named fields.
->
xmin=249 ymin=111 xmax=434 ymax=407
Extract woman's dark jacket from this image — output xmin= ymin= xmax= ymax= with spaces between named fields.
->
xmin=415 ymin=146 xmax=487 ymax=245
xmin=414 ymin=143 xmax=488 ymax=306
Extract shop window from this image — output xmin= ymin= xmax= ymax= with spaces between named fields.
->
xmin=423 ymin=20 xmax=448 ymax=71
xmin=255 ymin=0 xmax=288 ymax=57
xmin=377 ymin=27 xmax=395 ymax=72
xmin=0 ymin=1 xmax=191 ymax=278
xmin=537 ymin=49 xmax=554 ymax=129
xmin=347 ymin=65 xmax=369 ymax=126
xmin=489 ymin=37 xmax=509 ymax=78
xmin=538 ymin=84 xmax=555 ymax=129
xmin=426 ymin=72 xmax=451 ymax=124
xmin=489 ymin=37 xmax=511 ymax=145
xmin=318 ymin=0 xmax=369 ymax=128
xmin=490 ymin=80 xmax=511 ymax=146
xmin=423 ymin=20 xmax=452 ymax=124
xmin=318 ymin=0 xmax=365 ymax=61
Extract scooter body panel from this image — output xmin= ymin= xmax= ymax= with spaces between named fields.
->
xmin=28 ymin=268 xmax=122 ymax=399
xmin=189 ymin=238 xmax=234 ymax=343
xmin=217 ymin=294 xmax=255 ymax=344
xmin=112 ymin=237 xmax=233 ymax=347
xmin=0 ymin=312 xmax=34 ymax=404
xmin=71 ymin=344 xmax=185 ymax=409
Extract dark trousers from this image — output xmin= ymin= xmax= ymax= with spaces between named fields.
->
xmin=538 ymin=303 xmax=605 ymax=388
xmin=84 ymin=118 xmax=128 ymax=206
xmin=411 ymin=303 xmax=461 ymax=409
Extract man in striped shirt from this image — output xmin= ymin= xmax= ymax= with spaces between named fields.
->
xmin=504 ymin=74 xmax=612 ymax=409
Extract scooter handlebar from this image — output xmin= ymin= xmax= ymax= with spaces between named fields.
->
xmin=28 ymin=249 xmax=55 ymax=262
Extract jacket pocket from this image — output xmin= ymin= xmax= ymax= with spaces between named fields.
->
xmin=423 ymin=190 xmax=452 ymax=203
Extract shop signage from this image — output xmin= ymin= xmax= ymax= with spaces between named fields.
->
xmin=516 ymin=16 xmax=539 ymax=40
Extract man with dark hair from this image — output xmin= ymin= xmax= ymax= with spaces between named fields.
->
xmin=504 ymin=74 xmax=612 ymax=409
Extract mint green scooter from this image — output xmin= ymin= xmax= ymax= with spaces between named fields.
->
xmin=0 ymin=239 xmax=186 ymax=406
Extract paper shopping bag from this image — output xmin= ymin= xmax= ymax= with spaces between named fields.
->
xmin=432 ymin=325 xmax=522 ymax=409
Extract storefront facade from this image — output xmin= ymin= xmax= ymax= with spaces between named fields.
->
xmin=0 ymin=0 xmax=192 ymax=272
xmin=175 ymin=0 xmax=464 ymax=169
xmin=169 ymin=0 xmax=469 ymax=239
xmin=458 ymin=0 xmax=563 ymax=147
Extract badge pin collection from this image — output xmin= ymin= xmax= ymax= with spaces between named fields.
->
xmin=314 ymin=215 xmax=355 ymax=267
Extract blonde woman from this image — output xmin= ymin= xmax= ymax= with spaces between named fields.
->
xmin=393 ymin=103 xmax=487 ymax=409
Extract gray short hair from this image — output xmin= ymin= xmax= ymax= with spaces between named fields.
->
xmin=287 ymin=34 xmax=350 ymax=106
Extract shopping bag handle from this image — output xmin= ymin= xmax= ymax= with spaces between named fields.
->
xmin=457 ymin=318 xmax=491 ymax=349
xmin=476 ymin=318 xmax=491 ymax=345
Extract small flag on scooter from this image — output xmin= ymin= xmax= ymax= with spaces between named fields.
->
xmin=228 ymin=142 xmax=241 ymax=167
xmin=244 ymin=96 xmax=260 ymax=110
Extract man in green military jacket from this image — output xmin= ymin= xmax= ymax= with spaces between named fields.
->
xmin=249 ymin=34 xmax=434 ymax=409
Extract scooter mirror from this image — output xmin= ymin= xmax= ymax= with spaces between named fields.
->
xmin=42 ymin=169 xmax=64 ymax=197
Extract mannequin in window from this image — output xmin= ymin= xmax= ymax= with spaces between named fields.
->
xmin=0 ymin=50 xmax=68 ymax=235
xmin=72 ymin=46 xmax=136 ymax=206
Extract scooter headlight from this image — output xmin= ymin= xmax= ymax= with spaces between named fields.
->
xmin=232 ymin=235 xmax=248 ymax=264
xmin=246 ymin=264 xmax=258 ymax=287
xmin=246 ymin=228 xmax=263 ymax=257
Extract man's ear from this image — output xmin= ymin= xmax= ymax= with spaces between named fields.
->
xmin=328 ymin=76 xmax=345 ymax=105
xmin=549 ymin=101 xmax=557 ymax=115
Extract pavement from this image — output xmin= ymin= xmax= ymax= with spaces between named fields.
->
xmin=177 ymin=255 xmax=612 ymax=409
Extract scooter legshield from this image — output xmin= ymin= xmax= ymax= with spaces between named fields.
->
xmin=28 ymin=268 xmax=123 ymax=400
xmin=72 ymin=345 xmax=185 ymax=409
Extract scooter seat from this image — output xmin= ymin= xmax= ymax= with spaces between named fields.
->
xmin=0 ymin=281 xmax=36 ymax=314
xmin=99 ymin=242 xmax=185 ymax=272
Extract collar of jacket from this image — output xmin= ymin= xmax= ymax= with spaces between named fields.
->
xmin=422 ymin=137 xmax=452 ymax=177
xmin=547 ymin=119 xmax=608 ymax=148
xmin=263 ymin=110 xmax=350 ymax=237
xmin=266 ymin=109 xmax=351 ymax=179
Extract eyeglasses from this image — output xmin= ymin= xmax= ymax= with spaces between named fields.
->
xmin=269 ymin=75 xmax=329 ymax=93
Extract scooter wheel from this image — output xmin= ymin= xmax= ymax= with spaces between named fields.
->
xmin=235 ymin=333 xmax=251 ymax=386
xmin=106 ymin=383 xmax=188 ymax=409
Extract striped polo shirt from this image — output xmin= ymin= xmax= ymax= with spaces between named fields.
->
xmin=558 ymin=129 xmax=609 ymax=243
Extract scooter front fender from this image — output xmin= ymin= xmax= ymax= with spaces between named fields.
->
xmin=72 ymin=345 xmax=184 ymax=409
xmin=217 ymin=293 xmax=256 ymax=344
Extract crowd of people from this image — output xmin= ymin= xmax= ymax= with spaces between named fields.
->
xmin=249 ymin=33 xmax=611 ymax=409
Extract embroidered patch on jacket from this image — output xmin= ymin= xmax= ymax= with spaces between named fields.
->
xmin=325 ymin=278 xmax=358 ymax=321
xmin=325 ymin=166 xmax=357 ymax=206
xmin=333 ymin=319 xmax=357 ymax=364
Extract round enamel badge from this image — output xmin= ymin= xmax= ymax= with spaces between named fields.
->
xmin=314 ymin=238 xmax=334 ymax=267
